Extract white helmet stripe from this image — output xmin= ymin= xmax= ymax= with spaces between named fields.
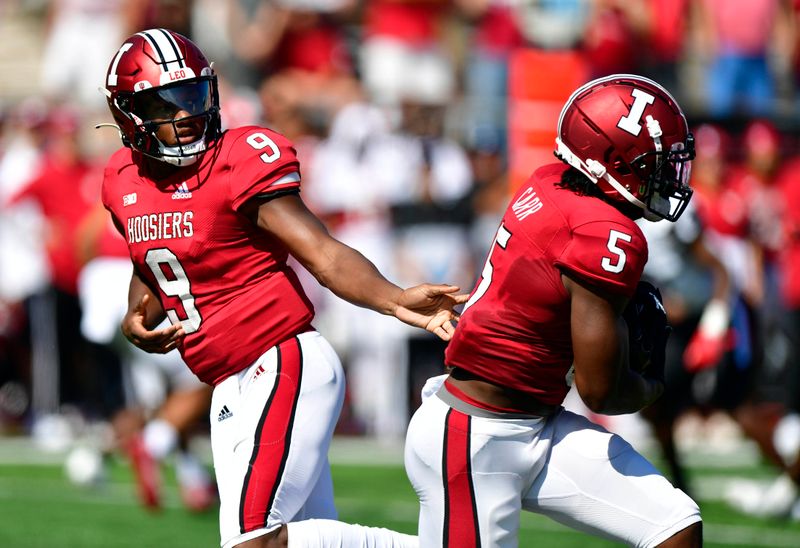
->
xmin=107 ymin=43 xmax=133 ymax=87
xmin=136 ymin=28 xmax=185 ymax=72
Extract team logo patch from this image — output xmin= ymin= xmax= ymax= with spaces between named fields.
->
xmin=123 ymin=192 xmax=137 ymax=206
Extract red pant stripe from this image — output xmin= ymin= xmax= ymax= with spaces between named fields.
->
xmin=442 ymin=408 xmax=481 ymax=547
xmin=239 ymin=337 xmax=303 ymax=533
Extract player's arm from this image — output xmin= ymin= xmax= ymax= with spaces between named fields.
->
xmin=689 ymin=233 xmax=731 ymax=303
xmin=121 ymin=269 xmax=185 ymax=354
xmin=682 ymin=234 xmax=734 ymax=371
xmin=241 ymin=193 xmax=467 ymax=340
xmin=564 ymin=273 xmax=663 ymax=415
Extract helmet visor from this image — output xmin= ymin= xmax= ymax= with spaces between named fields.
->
xmin=131 ymin=79 xmax=212 ymax=122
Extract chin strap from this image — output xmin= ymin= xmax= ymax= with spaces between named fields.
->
xmin=556 ymin=137 xmax=649 ymax=213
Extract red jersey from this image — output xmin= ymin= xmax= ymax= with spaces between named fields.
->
xmin=445 ymin=164 xmax=648 ymax=405
xmin=364 ymin=1 xmax=447 ymax=45
xmin=693 ymin=170 xmax=751 ymax=239
xmin=102 ymin=126 xmax=315 ymax=385
xmin=777 ymin=156 xmax=800 ymax=307
xmin=10 ymin=159 xmax=98 ymax=294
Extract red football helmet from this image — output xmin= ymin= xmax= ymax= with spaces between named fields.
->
xmin=555 ymin=74 xmax=694 ymax=222
xmin=102 ymin=28 xmax=220 ymax=166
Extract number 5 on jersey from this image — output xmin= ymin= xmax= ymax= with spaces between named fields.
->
xmin=601 ymin=230 xmax=632 ymax=274
xmin=463 ymin=224 xmax=512 ymax=312
xmin=464 ymin=225 xmax=630 ymax=311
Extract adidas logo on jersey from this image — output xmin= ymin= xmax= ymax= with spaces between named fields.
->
xmin=171 ymin=182 xmax=192 ymax=200
xmin=217 ymin=405 xmax=233 ymax=422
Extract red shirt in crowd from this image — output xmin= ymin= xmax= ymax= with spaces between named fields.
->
xmin=10 ymin=159 xmax=99 ymax=294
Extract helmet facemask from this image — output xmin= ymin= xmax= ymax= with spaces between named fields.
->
xmin=115 ymin=76 xmax=220 ymax=167
xmin=632 ymin=133 xmax=695 ymax=222
xmin=555 ymin=133 xmax=695 ymax=223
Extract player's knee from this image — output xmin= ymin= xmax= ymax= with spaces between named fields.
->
xmin=233 ymin=526 xmax=288 ymax=548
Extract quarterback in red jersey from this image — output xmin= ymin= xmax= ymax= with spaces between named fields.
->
xmin=405 ymin=74 xmax=703 ymax=547
xmin=100 ymin=28 xmax=465 ymax=548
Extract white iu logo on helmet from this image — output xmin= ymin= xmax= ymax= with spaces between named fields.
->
xmin=617 ymin=89 xmax=656 ymax=136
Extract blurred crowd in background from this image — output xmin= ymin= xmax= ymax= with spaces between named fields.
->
xmin=3 ymin=0 xmax=800 ymax=516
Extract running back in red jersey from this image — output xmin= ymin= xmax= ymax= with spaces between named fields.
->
xmin=445 ymin=162 xmax=648 ymax=406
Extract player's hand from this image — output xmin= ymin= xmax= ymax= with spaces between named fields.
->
xmin=395 ymin=284 xmax=469 ymax=341
xmin=622 ymin=281 xmax=670 ymax=382
xmin=121 ymin=294 xmax=185 ymax=354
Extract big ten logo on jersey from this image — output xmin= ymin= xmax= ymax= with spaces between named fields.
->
xmin=127 ymin=211 xmax=194 ymax=244
xmin=512 ymin=187 xmax=543 ymax=221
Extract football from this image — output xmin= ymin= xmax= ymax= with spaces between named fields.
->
xmin=622 ymin=281 xmax=669 ymax=378
xmin=64 ymin=445 xmax=105 ymax=487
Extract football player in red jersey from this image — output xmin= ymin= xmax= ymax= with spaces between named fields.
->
xmin=100 ymin=28 xmax=466 ymax=548
xmin=404 ymin=74 xmax=704 ymax=547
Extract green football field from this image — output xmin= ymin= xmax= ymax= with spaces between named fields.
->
xmin=0 ymin=437 xmax=799 ymax=547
